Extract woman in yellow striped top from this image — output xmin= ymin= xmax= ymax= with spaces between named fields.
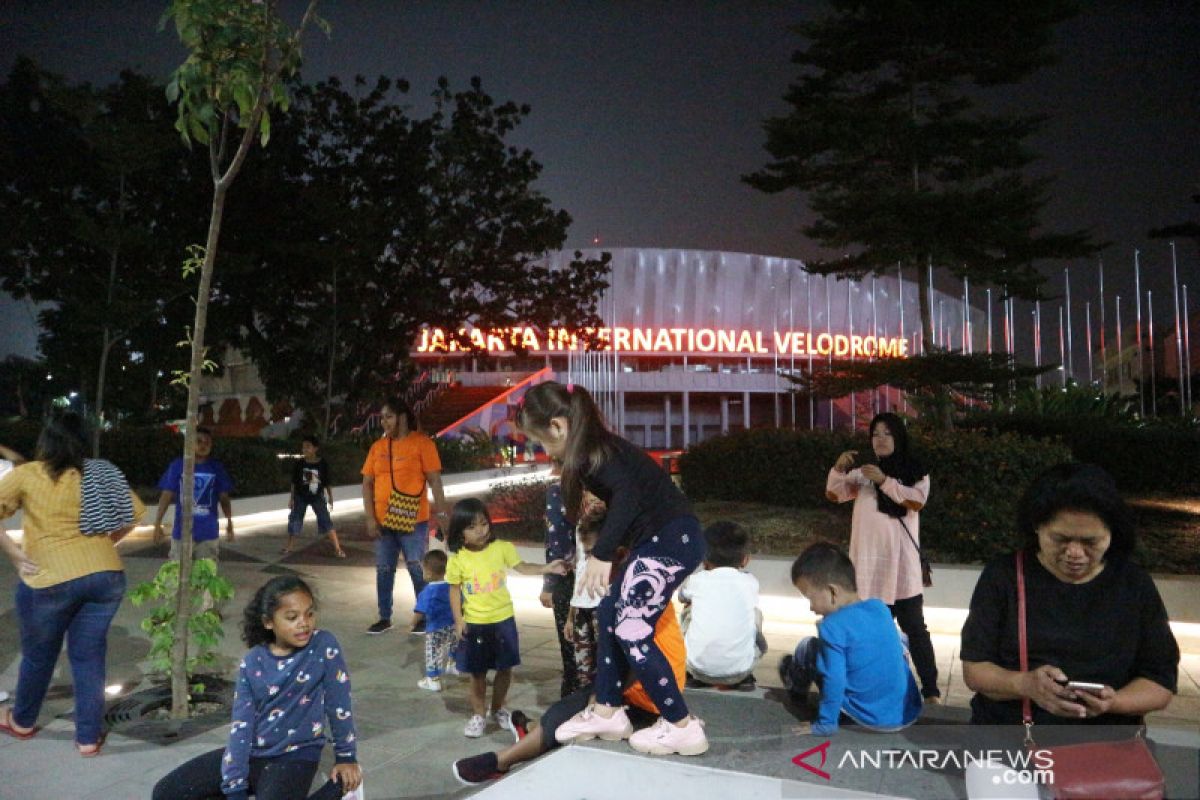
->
xmin=0 ymin=414 xmax=144 ymax=756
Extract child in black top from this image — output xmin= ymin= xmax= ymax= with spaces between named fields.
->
xmin=283 ymin=436 xmax=345 ymax=558
xmin=518 ymin=381 xmax=707 ymax=757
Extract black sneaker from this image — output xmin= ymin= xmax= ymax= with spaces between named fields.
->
xmin=777 ymin=655 xmax=794 ymax=691
xmin=366 ymin=619 xmax=393 ymax=635
xmin=509 ymin=710 xmax=529 ymax=743
xmin=410 ymin=619 xmax=426 ymax=635
xmin=452 ymin=751 xmax=504 ymax=786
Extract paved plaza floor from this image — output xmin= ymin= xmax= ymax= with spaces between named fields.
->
xmin=1 ymin=508 xmax=1197 ymax=799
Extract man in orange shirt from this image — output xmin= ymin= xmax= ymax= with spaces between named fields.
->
xmin=361 ymin=398 xmax=447 ymax=634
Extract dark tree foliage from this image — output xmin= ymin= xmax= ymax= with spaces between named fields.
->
xmin=788 ymin=350 xmax=1053 ymax=403
xmin=745 ymin=0 xmax=1100 ymax=350
xmin=0 ymin=59 xmax=208 ymax=430
xmin=217 ymin=75 xmax=610 ymax=420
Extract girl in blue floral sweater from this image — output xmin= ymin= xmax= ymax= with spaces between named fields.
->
xmin=151 ymin=576 xmax=362 ymax=800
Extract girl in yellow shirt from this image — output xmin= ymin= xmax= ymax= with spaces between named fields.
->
xmin=446 ymin=498 xmax=566 ymax=739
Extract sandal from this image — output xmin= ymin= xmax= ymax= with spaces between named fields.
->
xmin=0 ymin=707 xmax=38 ymax=740
xmin=75 ymin=732 xmax=106 ymax=757
xmin=332 ymin=549 xmax=347 ymax=559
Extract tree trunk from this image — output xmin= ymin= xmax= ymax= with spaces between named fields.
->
xmin=93 ymin=172 xmax=127 ymax=457
xmin=93 ymin=330 xmax=113 ymax=457
xmin=324 ymin=263 xmax=337 ymax=437
xmin=170 ymin=180 xmax=228 ymax=719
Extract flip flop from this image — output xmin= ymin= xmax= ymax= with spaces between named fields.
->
xmin=0 ymin=707 xmax=38 ymax=740
xmin=75 ymin=732 xmax=106 ymax=757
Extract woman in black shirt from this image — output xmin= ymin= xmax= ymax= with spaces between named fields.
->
xmin=961 ymin=463 xmax=1178 ymax=726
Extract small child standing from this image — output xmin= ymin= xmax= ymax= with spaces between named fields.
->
xmin=445 ymin=498 xmax=567 ymax=738
xmin=413 ymin=550 xmax=457 ymax=691
xmin=678 ymin=521 xmax=766 ymax=689
xmin=780 ymin=542 xmax=922 ymax=736
xmin=283 ymin=435 xmax=345 ymax=558
xmin=563 ymin=509 xmax=606 ymax=689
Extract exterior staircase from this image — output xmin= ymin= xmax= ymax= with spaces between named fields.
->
xmin=418 ymin=385 xmax=510 ymax=435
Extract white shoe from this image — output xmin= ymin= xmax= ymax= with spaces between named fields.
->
xmin=443 ymin=663 xmax=460 ymax=677
xmin=554 ymin=704 xmax=633 ymax=744
xmin=464 ymin=714 xmax=487 ymax=738
xmin=418 ymin=676 xmax=442 ymax=692
xmin=492 ymin=707 xmax=513 ymax=732
xmin=629 ymin=716 xmax=709 ymax=756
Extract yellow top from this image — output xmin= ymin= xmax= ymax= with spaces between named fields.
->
xmin=446 ymin=540 xmax=522 ymax=624
xmin=0 ymin=462 xmax=143 ymax=589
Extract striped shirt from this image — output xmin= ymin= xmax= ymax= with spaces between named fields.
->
xmin=0 ymin=462 xmax=144 ymax=589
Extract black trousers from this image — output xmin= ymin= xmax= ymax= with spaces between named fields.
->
xmin=150 ymin=747 xmax=345 ymax=800
xmin=890 ymin=593 xmax=940 ymax=698
xmin=550 ymin=573 xmax=579 ymax=698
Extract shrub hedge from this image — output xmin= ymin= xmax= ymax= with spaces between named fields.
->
xmin=680 ymin=428 xmax=1072 ymax=563
xmin=958 ymin=415 xmax=1200 ymax=495
xmin=0 ymin=420 xmax=497 ymax=497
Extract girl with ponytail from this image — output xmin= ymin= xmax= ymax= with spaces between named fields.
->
xmin=518 ymin=382 xmax=709 ymax=756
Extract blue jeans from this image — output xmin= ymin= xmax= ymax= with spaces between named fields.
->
xmin=288 ymin=495 xmax=333 ymax=534
xmin=13 ymin=570 xmax=126 ymax=744
xmin=593 ymin=515 xmax=704 ymax=723
xmin=375 ymin=522 xmax=428 ymax=620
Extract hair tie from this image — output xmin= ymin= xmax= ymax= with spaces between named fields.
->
xmin=566 ymin=383 xmax=575 ymax=394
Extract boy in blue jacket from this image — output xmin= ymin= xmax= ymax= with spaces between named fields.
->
xmin=780 ymin=542 xmax=922 ymax=736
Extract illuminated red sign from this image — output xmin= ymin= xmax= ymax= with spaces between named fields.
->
xmin=415 ymin=326 xmax=909 ymax=358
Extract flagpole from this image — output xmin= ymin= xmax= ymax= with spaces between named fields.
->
xmin=1148 ymin=290 xmax=1157 ymax=416
xmin=1135 ymin=250 xmax=1145 ymax=415
xmin=807 ymin=270 xmax=814 ymax=429
xmin=1058 ymin=306 xmax=1066 ymax=388
xmin=986 ymin=288 xmax=993 ymax=354
xmin=1171 ymin=241 xmax=1185 ymax=416
xmin=1034 ymin=301 xmax=1042 ymax=389
xmin=1032 ymin=303 xmax=1041 ymax=391
xmin=1183 ymin=285 xmax=1192 ymax=413
xmin=1115 ymin=296 xmax=1123 ymax=395
xmin=1085 ymin=302 xmax=1094 ymax=385
xmin=1098 ymin=259 xmax=1107 ymax=390
xmin=1064 ymin=267 xmax=1074 ymax=380
xmin=848 ymin=279 xmax=856 ymax=431
xmin=826 ymin=274 xmax=834 ymax=431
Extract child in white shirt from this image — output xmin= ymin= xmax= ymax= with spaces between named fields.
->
xmin=678 ymin=521 xmax=765 ymax=688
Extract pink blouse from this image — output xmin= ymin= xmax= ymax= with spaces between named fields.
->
xmin=825 ymin=467 xmax=930 ymax=605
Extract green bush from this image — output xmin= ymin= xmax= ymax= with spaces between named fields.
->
xmin=958 ymin=415 xmax=1200 ymax=495
xmin=436 ymin=428 xmax=496 ymax=474
xmin=680 ymin=427 xmax=1072 ymax=563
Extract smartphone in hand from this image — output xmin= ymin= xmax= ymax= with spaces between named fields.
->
xmin=1064 ymin=680 xmax=1105 ymax=694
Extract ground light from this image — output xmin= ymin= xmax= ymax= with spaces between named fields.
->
xmin=5 ymin=467 xmax=1198 ymax=646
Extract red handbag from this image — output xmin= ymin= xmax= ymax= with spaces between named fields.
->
xmin=1016 ymin=552 xmax=1165 ymax=800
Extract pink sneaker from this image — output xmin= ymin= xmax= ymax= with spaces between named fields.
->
xmin=553 ymin=705 xmax=633 ymax=744
xmin=629 ymin=716 xmax=709 ymax=756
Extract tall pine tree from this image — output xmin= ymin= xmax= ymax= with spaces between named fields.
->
xmin=746 ymin=1 xmax=1099 ymax=425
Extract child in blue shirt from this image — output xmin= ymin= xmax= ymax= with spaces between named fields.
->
xmin=151 ymin=576 xmax=362 ymax=800
xmin=152 ymin=426 xmax=235 ymax=561
xmin=413 ymin=550 xmax=457 ymax=691
xmin=780 ymin=542 xmax=922 ymax=736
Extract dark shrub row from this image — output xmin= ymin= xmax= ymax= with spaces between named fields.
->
xmin=679 ymin=428 xmax=1072 ymax=563
xmin=958 ymin=415 xmax=1200 ymax=495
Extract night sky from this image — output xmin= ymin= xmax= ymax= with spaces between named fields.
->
xmin=2 ymin=0 xmax=1198 ymax=362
